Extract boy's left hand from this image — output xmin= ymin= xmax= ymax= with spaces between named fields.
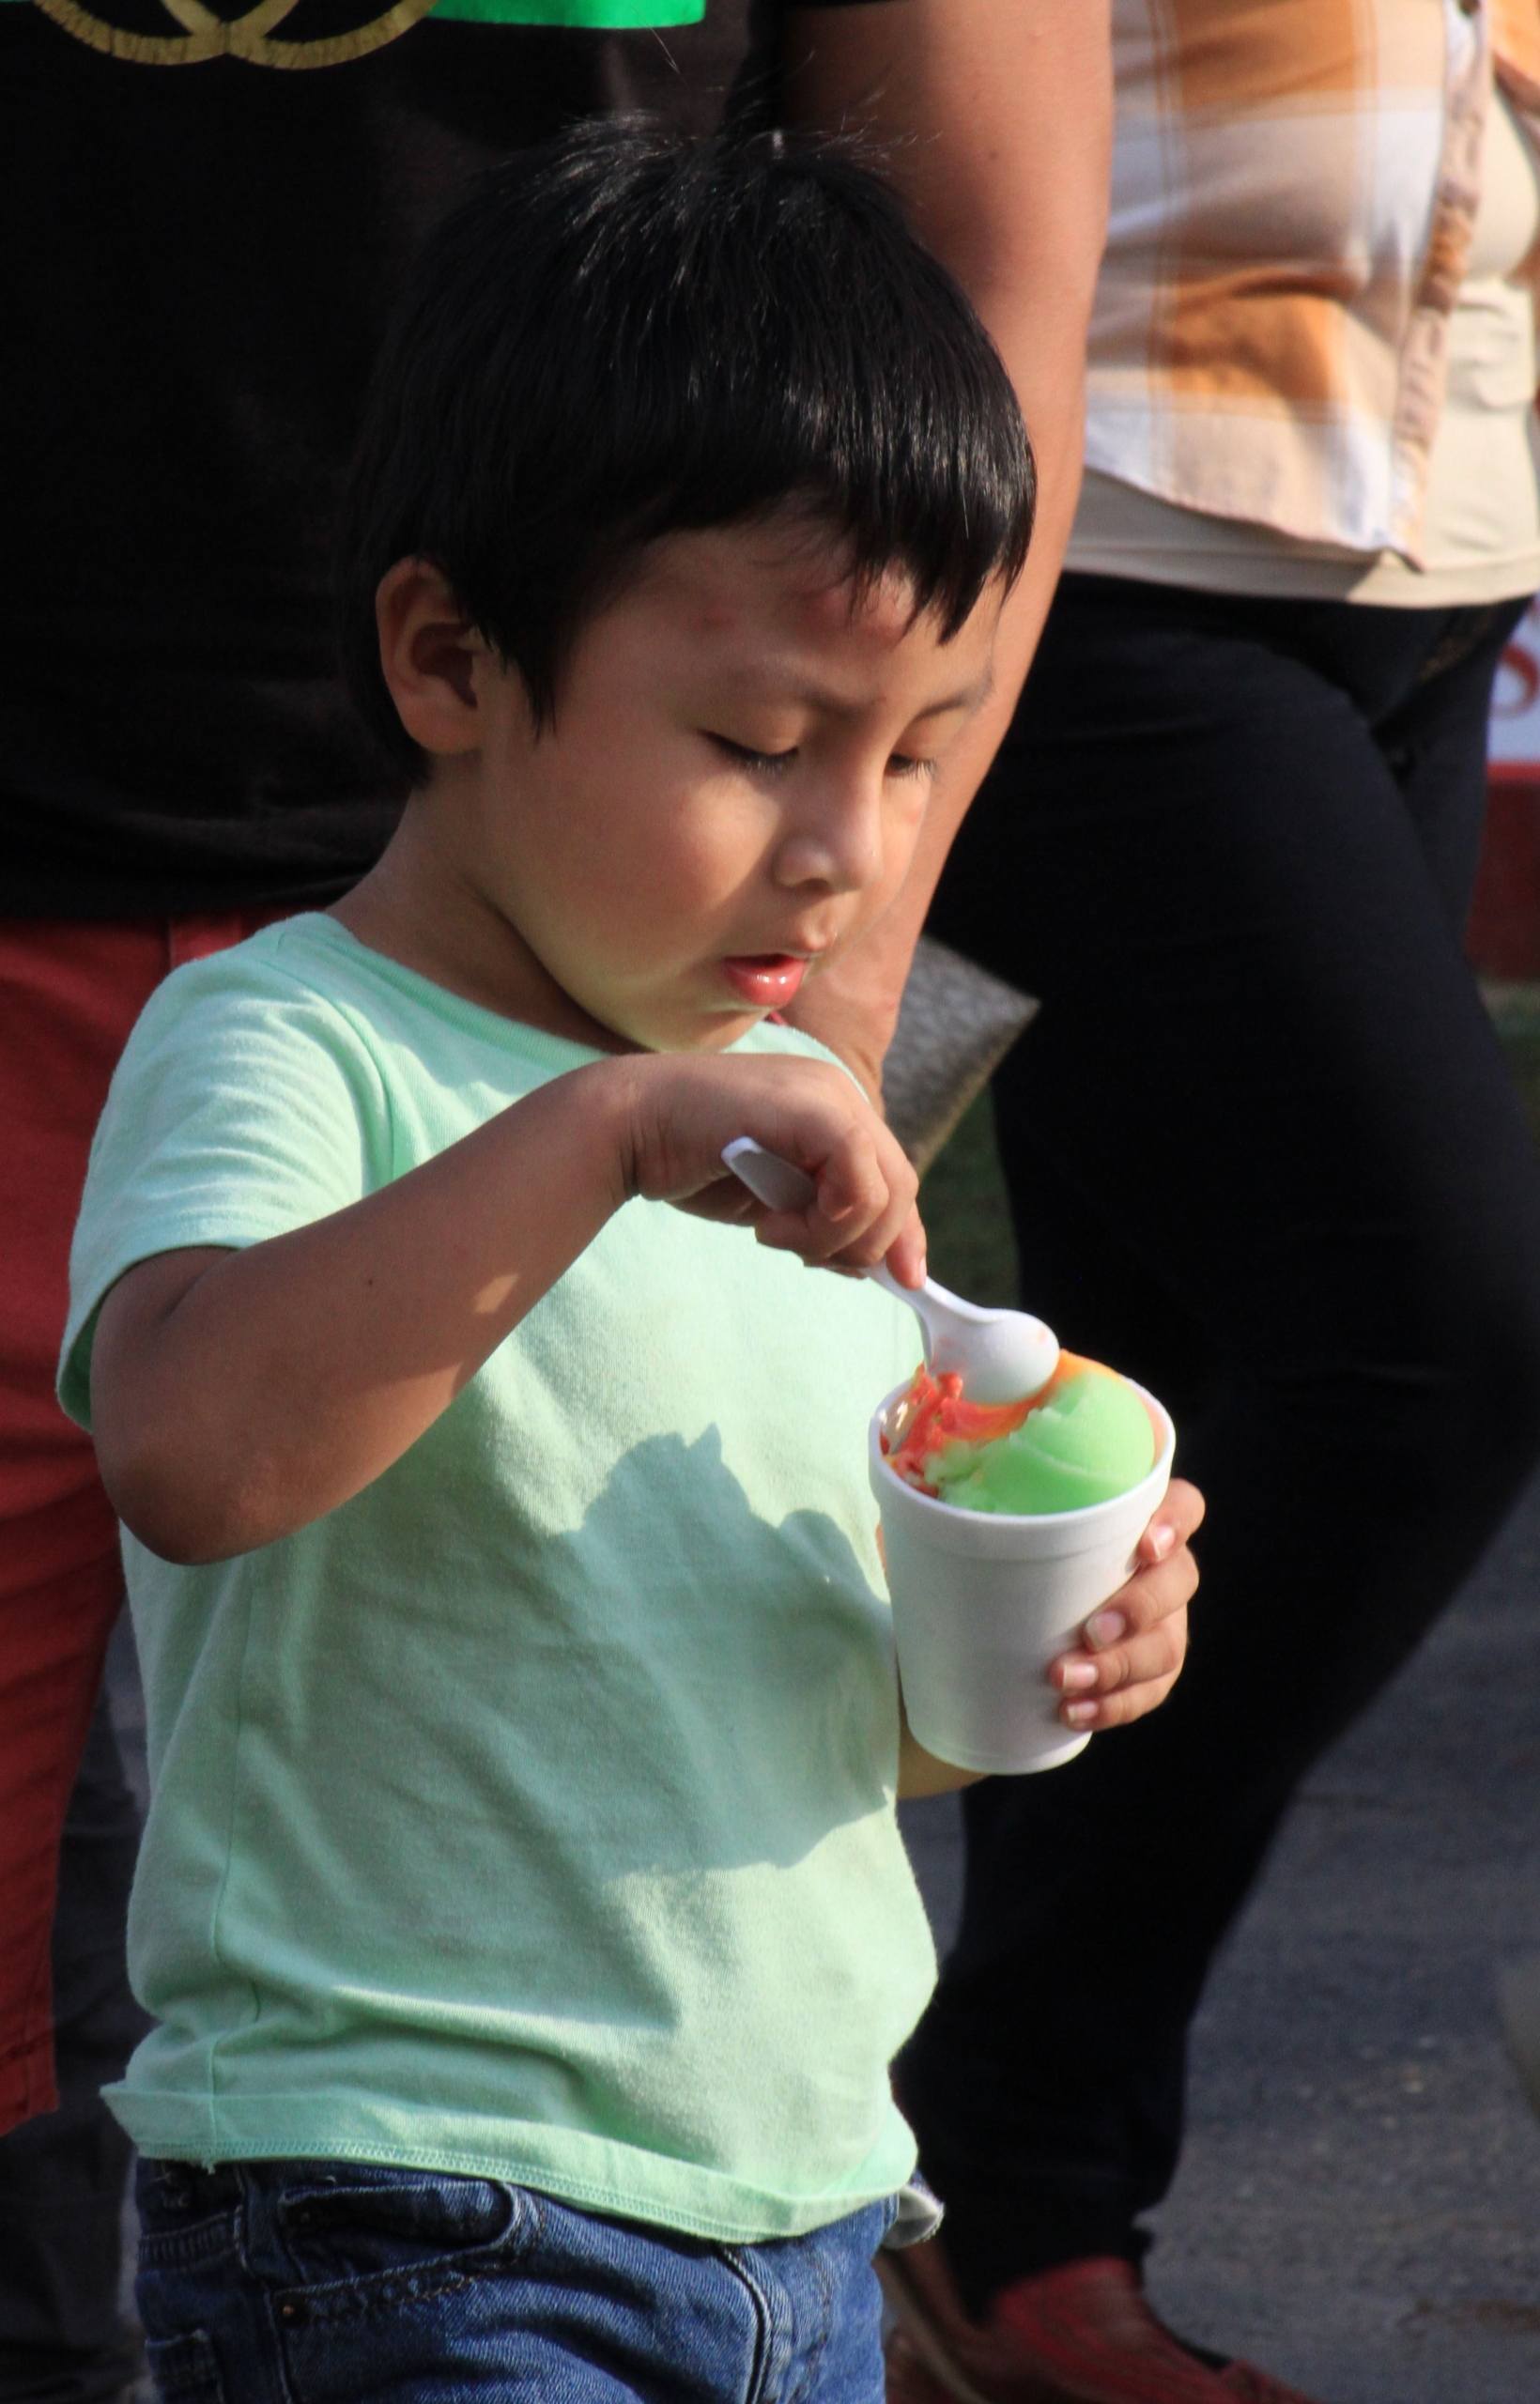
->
xmin=1047 ymin=1477 xmax=1202 ymax=1732
xmin=896 ymin=1480 xmax=1203 ymax=1795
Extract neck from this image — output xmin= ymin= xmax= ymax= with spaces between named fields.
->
xmin=331 ymin=794 xmax=635 ymax=1054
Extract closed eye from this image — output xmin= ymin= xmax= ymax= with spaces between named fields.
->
xmin=710 ymin=734 xmax=936 ymax=782
xmin=709 ymin=734 xmax=799 ymax=774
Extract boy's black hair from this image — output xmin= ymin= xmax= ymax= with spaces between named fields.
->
xmin=337 ymin=118 xmax=1035 ymax=775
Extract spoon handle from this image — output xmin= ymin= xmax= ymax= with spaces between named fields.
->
xmin=865 ymin=1259 xmax=936 ymax=1364
xmin=719 ymin=1136 xmax=820 ymax=1215
xmin=720 ymin=1138 xmax=936 ymax=1354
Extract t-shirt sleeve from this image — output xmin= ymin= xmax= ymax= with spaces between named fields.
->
xmin=58 ymin=946 xmax=391 ymax=1431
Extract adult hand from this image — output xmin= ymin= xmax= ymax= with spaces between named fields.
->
xmin=1048 ymin=1479 xmax=1203 ymax=1732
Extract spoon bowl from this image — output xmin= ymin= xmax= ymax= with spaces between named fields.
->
xmin=721 ymin=1136 xmax=1059 ymax=1406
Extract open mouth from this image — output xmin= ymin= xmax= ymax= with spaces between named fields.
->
xmin=720 ymin=954 xmax=810 ymax=1008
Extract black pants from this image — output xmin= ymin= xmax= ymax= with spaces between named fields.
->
xmin=0 ymin=1688 xmax=146 ymax=2404
xmin=911 ymin=576 xmax=1540 ymax=2310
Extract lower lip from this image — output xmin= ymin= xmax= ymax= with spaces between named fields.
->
xmin=721 ymin=955 xmax=808 ymax=1008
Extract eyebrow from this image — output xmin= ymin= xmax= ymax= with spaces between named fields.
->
xmin=910 ymin=666 xmax=995 ymax=722
xmin=713 ymin=662 xmax=995 ymax=721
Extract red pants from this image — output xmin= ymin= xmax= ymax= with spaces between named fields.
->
xmin=0 ymin=912 xmax=278 ymax=2134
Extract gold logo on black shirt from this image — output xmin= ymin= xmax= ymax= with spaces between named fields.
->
xmin=35 ymin=0 xmax=441 ymax=68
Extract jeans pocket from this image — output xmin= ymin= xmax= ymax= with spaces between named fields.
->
xmin=145 ymin=2329 xmax=227 ymax=2402
xmin=273 ymin=2170 xmax=533 ymax=2316
xmin=137 ymin=2161 xmax=242 ymax=2271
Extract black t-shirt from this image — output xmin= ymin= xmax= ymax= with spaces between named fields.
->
xmin=1 ymin=0 xmax=869 ymax=917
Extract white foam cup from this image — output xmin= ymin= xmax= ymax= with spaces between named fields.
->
xmin=870 ymin=1379 xmax=1175 ymax=1776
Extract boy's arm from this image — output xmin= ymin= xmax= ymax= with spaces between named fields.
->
xmin=778 ymin=0 xmax=1113 ymax=1097
xmin=898 ymin=1696 xmax=985 ymax=1796
xmin=89 ymin=1048 xmax=923 ymax=1566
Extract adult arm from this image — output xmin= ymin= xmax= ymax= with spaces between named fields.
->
xmin=778 ymin=0 xmax=1112 ymax=1096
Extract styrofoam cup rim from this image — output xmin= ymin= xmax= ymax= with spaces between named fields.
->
xmin=869 ymin=1376 xmax=1175 ymax=1557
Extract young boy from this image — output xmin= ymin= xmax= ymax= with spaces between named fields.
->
xmin=61 ymin=124 xmax=1195 ymax=2401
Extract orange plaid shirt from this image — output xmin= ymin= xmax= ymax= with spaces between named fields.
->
xmin=1086 ymin=0 xmax=1540 ymax=562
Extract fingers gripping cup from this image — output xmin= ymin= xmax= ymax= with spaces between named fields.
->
xmin=870 ymin=1364 xmax=1175 ymax=1775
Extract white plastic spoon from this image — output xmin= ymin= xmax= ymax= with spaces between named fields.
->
xmin=721 ymin=1135 xmax=1060 ymax=1406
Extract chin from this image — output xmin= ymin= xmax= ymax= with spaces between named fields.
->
xmin=663 ymin=1007 xmax=765 ymax=1055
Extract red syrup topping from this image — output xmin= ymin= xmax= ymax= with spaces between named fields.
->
xmin=882 ymin=1355 xmax=1087 ymax=1494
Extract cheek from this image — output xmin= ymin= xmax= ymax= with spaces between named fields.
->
xmin=873 ymin=780 xmax=932 ymax=886
xmin=664 ymin=793 xmax=774 ymax=902
xmin=527 ymin=773 xmax=770 ymax=955
xmin=890 ymin=778 xmax=932 ymax=841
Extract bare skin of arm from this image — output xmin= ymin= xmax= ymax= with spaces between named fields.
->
xmin=772 ymin=7 xmax=1174 ymax=1787
xmin=88 ymin=1037 xmax=1194 ymax=1788
xmin=89 ymin=1017 xmax=1194 ymax=1785
xmin=89 ymin=1026 xmax=1194 ymax=1787
xmin=88 ymin=1048 xmax=923 ymax=1567
xmin=778 ymin=0 xmax=1113 ymax=1095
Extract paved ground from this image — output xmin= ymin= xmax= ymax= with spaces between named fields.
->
xmin=900 ymin=1468 xmax=1540 ymax=2404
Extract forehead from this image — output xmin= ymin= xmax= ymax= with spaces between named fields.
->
xmin=624 ymin=516 xmax=987 ymax=683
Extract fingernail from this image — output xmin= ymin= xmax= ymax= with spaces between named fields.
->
xmin=1086 ymin=1610 xmax=1125 ymax=1650
xmin=1059 ymin=1660 xmax=1098 ymax=1692
xmin=1147 ymin=1523 xmax=1177 ymax=1560
xmin=1065 ymin=1701 xmax=1098 ymax=1726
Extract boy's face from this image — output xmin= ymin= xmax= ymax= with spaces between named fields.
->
xmin=390 ymin=515 xmax=1002 ymax=1053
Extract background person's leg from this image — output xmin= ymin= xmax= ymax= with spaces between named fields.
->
xmin=913 ymin=580 xmax=1540 ymax=2310
xmin=0 ymin=915 xmax=277 ymax=2397
xmin=0 ymin=1688 xmax=148 ymax=2404
xmin=0 ymin=921 xmax=163 ymax=2137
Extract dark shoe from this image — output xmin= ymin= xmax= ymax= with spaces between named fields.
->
xmin=879 ymin=2241 xmax=1329 ymax=2404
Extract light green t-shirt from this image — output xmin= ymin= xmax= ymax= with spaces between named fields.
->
xmin=60 ymin=916 xmax=932 ymax=2242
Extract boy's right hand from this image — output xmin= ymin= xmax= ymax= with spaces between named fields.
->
xmin=615 ymin=1051 xmax=926 ymax=1288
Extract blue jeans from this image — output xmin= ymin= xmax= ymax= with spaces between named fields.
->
xmin=135 ymin=2157 xmax=896 ymax=2402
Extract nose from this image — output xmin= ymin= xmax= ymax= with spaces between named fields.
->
xmin=772 ymin=771 xmax=889 ymax=898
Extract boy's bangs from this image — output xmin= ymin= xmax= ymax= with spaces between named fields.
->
xmin=338 ymin=120 xmax=1035 ymax=764
xmin=563 ymin=131 xmax=1034 ymax=637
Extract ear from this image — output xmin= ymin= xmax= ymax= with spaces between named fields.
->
xmin=376 ymin=560 xmax=488 ymax=757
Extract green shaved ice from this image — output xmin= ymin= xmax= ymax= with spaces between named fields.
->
xmin=932 ymin=1368 xmax=1156 ymax=1515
